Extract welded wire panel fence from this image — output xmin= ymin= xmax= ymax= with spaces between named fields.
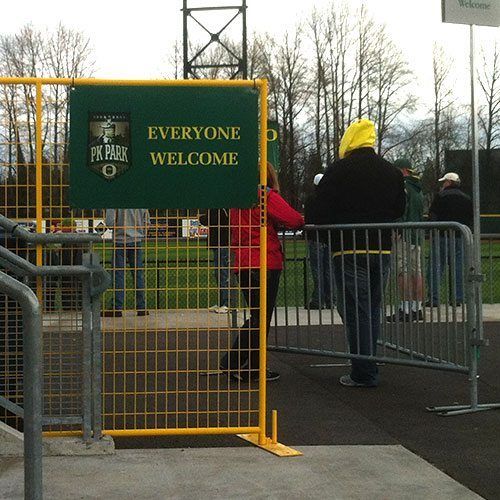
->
xmin=41 ymin=244 xmax=86 ymax=429
xmin=0 ymin=80 xmax=41 ymax=428
xmin=1 ymin=286 xmax=25 ymax=429
xmin=1 ymin=79 xmax=266 ymax=439
xmin=0 ymin=80 xmax=93 ymax=432
xmin=482 ymin=234 xmax=500 ymax=304
xmin=269 ymin=223 xmax=473 ymax=373
xmin=98 ymin=208 xmax=261 ymax=433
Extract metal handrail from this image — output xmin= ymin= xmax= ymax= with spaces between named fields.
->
xmin=0 ymin=270 xmax=42 ymax=500
xmin=0 ymin=246 xmax=110 ymax=297
xmin=0 ymin=214 xmax=111 ymax=499
xmin=0 ymin=214 xmax=101 ymax=244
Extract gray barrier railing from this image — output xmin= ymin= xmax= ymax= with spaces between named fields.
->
xmin=0 ymin=215 xmax=111 ymax=500
xmin=270 ymin=222 xmax=500 ymax=416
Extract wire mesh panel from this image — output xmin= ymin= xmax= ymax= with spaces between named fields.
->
xmin=0 ymin=80 xmax=38 ymax=428
xmin=1 ymin=78 xmax=267 ymax=439
xmin=99 ymin=209 xmax=260 ymax=433
xmin=41 ymin=245 xmax=86 ymax=429
xmin=0 ymin=80 xmax=92 ymax=430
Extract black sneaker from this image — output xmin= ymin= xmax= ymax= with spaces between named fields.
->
xmin=411 ymin=310 xmax=424 ymax=321
xmin=339 ymin=374 xmax=377 ymax=388
xmin=307 ymin=302 xmax=321 ymax=310
xmin=230 ymin=370 xmax=280 ymax=382
xmin=229 ymin=372 xmax=245 ymax=382
xmin=386 ymin=310 xmax=407 ymax=322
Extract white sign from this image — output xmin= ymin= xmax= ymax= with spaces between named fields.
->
xmin=74 ymin=219 xmax=89 ymax=233
xmin=181 ymin=219 xmax=208 ymax=239
xmin=92 ymin=219 xmax=112 ymax=240
xmin=442 ymin=0 xmax=500 ymax=26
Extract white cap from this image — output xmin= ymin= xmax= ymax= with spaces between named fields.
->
xmin=438 ymin=172 xmax=460 ymax=183
xmin=313 ymin=173 xmax=324 ymax=186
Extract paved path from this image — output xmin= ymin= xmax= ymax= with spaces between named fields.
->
xmin=92 ymin=304 xmax=500 ymax=331
xmin=0 ymin=445 xmax=481 ymax=500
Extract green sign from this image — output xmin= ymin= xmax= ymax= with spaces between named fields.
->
xmin=69 ymin=85 xmax=259 ymax=209
xmin=267 ymin=120 xmax=280 ymax=172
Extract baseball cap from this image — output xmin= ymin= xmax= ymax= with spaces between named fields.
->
xmin=313 ymin=173 xmax=324 ymax=186
xmin=438 ymin=172 xmax=460 ymax=183
xmin=393 ymin=158 xmax=412 ymax=169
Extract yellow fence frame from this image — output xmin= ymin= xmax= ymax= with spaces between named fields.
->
xmin=0 ymin=77 xmax=270 ymax=445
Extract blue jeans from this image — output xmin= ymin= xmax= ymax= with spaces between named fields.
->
xmin=212 ymin=247 xmax=230 ymax=307
xmin=334 ymin=253 xmax=391 ymax=386
xmin=307 ymin=239 xmax=334 ymax=307
xmin=427 ymin=236 xmax=464 ymax=304
xmin=113 ymin=242 xmax=146 ymax=310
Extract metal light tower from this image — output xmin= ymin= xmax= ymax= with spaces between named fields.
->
xmin=182 ymin=0 xmax=248 ymax=79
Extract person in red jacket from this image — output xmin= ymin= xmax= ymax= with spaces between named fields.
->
xmin=220 ymin=163 xmax=304 ymax=382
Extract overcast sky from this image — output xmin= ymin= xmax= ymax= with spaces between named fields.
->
xmin=1 ymin=0 xmax=499 ymax=107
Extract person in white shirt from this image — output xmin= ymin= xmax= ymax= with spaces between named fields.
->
xmin=103 ymin=209 xmax=150 ymax=317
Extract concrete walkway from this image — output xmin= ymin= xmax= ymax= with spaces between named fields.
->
xmin=91 ymin=304 xmax=500 ymax=331
xmin=0 ymin=445 xmax=481 ymax=500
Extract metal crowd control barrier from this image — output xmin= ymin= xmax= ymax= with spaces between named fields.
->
xmin=0 ymin=215 xmax=110 ymax=499
xmin=269 ymin=222 xmax=499 ymax=416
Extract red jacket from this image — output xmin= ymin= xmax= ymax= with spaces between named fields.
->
xmin=230 ymin=189 xmax=304 ymax=270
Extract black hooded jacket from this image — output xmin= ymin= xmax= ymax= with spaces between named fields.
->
xmin=306 ymin=148 xmax=406 ymax=254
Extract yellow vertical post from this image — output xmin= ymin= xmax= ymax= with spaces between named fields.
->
xmin=258 ymin=79 xmax=268 ymax=446
xmin=35 ymin=80 xmax=43 ymax=302
xmin=271 ymin=409 xmax=278 ymax=444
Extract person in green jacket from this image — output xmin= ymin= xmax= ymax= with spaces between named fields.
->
xmin=387 ymin=158 xmax=425 ymax=322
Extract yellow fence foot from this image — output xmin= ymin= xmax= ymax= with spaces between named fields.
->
xmin=237 ymin=433 xmax=303 ymax=457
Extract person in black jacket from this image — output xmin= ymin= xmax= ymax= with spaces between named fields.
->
xmin=426 ymin=172 xmax=472 ymax=307
xmin=199 ymin=209 xmax=231 ymax=313
xmin=308 ymin=119 xmax=406 ymax=387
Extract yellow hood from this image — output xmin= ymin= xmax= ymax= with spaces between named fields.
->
xmin=339 ymin=119 xmax=376 ymax=159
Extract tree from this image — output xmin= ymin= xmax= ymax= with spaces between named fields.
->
xmin=431 ymin=44 xmax=455 ymax=180
xmin=271 ymin=28 xmax=311 ymax=208
xmin=368 ymin=27 xmax=416 ymax=155
xmin=0 ymin=23 xmax=94 ymax=218
xmin=479 ymin=43 xmax=500 ymax=157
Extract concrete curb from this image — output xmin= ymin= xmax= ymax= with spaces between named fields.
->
xmin=0 ymin=423 xmax=115 ymax=457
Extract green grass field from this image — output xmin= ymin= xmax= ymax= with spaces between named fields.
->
xmin=95 ymin=238 xmax=500 ymax=309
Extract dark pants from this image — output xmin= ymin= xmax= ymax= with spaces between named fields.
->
xmin=307 ymin=239 xmax=335 ymax=307
xmin=220 ymin=269 xmax=281 ymax=375
xmin=212 ymin=246 xmax=231 ymax=307
xmin=427 ymin=235 xmax=464 ymax=304
xmin=334 ymin=253 xmax=391 ymax=386
xmin=112 ymin=242 xmax=145 ymax=310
